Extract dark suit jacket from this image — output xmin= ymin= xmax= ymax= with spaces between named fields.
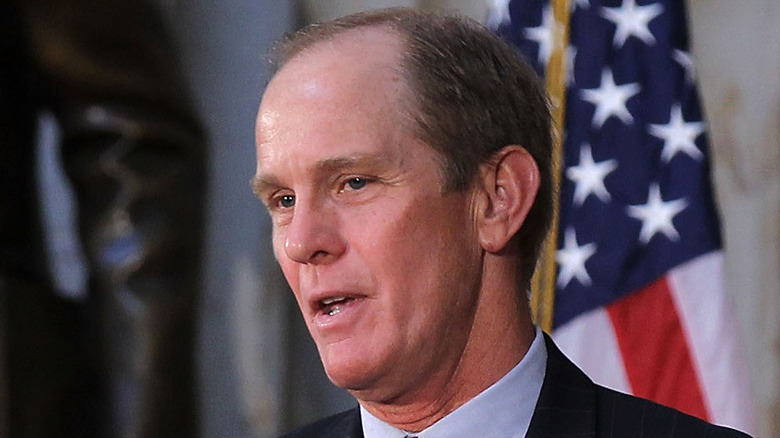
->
xmin=279 ymin=335 xmax=751 ymax=438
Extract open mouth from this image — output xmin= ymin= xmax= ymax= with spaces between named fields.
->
xmin=319 ymin=296 xmax=355 ymax=316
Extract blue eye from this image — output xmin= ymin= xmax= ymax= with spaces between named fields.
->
xmin=280 ymin=195 xmax=295 ymax=208
xmin=347 ymin=177 xmax=367 ymax=190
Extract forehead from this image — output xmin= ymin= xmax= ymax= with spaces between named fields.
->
xmin=255 ymin=27 xmax=415 ymax=169
xmin=259 ymin=29 xmax=406 ymax=133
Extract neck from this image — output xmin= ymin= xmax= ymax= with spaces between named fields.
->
xmin=357 ymin=256 xmax=535 ymax=432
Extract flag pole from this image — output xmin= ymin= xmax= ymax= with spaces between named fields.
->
xmin=530 ymin=0 xmax=570 ymax=332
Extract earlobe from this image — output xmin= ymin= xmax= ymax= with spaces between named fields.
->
xmin=477 ymin=146 xmax=540 ymax=253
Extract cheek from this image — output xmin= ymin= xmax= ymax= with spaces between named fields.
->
xmin=357 ymin=197 xmax=478 ymax=296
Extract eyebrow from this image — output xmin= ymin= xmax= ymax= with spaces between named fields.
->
xmin=251 ymin=152 xmax=392 ymax=198
xmin=314 ymin=153 xmax=389 ymax=175
xmin=250 ymin=174 xmax=279 ymax=199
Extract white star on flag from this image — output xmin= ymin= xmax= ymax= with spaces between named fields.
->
xmin=648 ymin=103 xmax=705 ymax=162
xmin=487 ymin=0 xmax=512 ymax=30
xmin=601 ymin=0 xmax=664 ymax=48
xmin=524 ymin=5 xmax=561 ymax=66
xmin=572 ymin=0 xmax=590 ymax=12
xmin=580 ymin=69 xmax=641 ymax=127
xmin=626 ymin=183 xmax=688 ymax=244
xmin=566 ymin=144 xmax=618 ymax=205
xmin=556 ymin=227 xmax=597 ymax=288
xmin=566 ymin=45 xmax=577 ymax=86
xmin=672 ymin=49 xmax=696 ymax=84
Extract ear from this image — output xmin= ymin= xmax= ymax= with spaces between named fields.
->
xmin=475 ymin=145 xmax=540 ymax=254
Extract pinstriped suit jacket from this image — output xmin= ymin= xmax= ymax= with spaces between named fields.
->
xmin=279 ymin=334 xmax=751 ymax=438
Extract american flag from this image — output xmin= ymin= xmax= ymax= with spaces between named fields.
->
xmin=491 ymin=0 xmax=753 ymax=432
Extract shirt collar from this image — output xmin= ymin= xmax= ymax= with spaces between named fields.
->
xmin=361 ymin=327 xmax=547 ymax=438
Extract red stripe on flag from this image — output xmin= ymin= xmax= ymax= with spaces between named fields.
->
xmin=606 ymin=277 xmax=710 ymax=421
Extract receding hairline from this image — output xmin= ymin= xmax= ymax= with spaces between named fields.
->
xmin=269 ymin=7 xmax=440 ymax=68
xmin=272 ymin=23 xmax=408 ymax=84
xmin=270 ymin=16 xmax=402 ymax=73
xmin=264 ymin=24 xmax=416 ymax=129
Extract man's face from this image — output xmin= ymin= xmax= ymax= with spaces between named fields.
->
xmin=253 ymin=29 xmax=485 ymax=403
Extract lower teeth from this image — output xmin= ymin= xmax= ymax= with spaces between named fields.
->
xmin=328 ymin=307 xmax=341 ymax=316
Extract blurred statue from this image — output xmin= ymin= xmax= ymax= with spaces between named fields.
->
xmin=0 ymin=0 xmax=206 ymax=436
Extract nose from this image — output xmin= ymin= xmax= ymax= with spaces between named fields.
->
xmin=282 ymin=200 xmax=346 ymax=265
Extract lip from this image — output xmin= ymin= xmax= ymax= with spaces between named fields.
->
xmin=308 ymin=291 xmax=368 ymax=328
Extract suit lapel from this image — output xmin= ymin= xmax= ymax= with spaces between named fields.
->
xmin=286 ymin=407 xmax=363 ymax=438
xmin=526 ymin=334 xmax=597 ymax=438
xmin=323 ymin=407 xmax=364 ymax=438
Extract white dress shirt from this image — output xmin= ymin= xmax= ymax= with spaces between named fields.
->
xmin=361 ymin=327 xmax=547 ymax=438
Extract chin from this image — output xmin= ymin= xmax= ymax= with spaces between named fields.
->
xmin=320 ymin=347 xmax=385 ymax=392
xmin=323 ymin=358 xmax=372 ymax=389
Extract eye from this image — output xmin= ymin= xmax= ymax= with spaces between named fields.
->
xmin=278 ymin=194 xmax=295 ymax=208
xmin=348 ymin=177 xmax=368 ymax=190
xmin=336 ymin=175 xmax=378 ymax=200
xmin=343 ymin=177 xmax=370 ymax=191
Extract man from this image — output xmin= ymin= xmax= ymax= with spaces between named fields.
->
xmin=252 ymin=8 xmax=750 ymax=438
xmin=1 ymin=0 xmax=204 ymax=436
